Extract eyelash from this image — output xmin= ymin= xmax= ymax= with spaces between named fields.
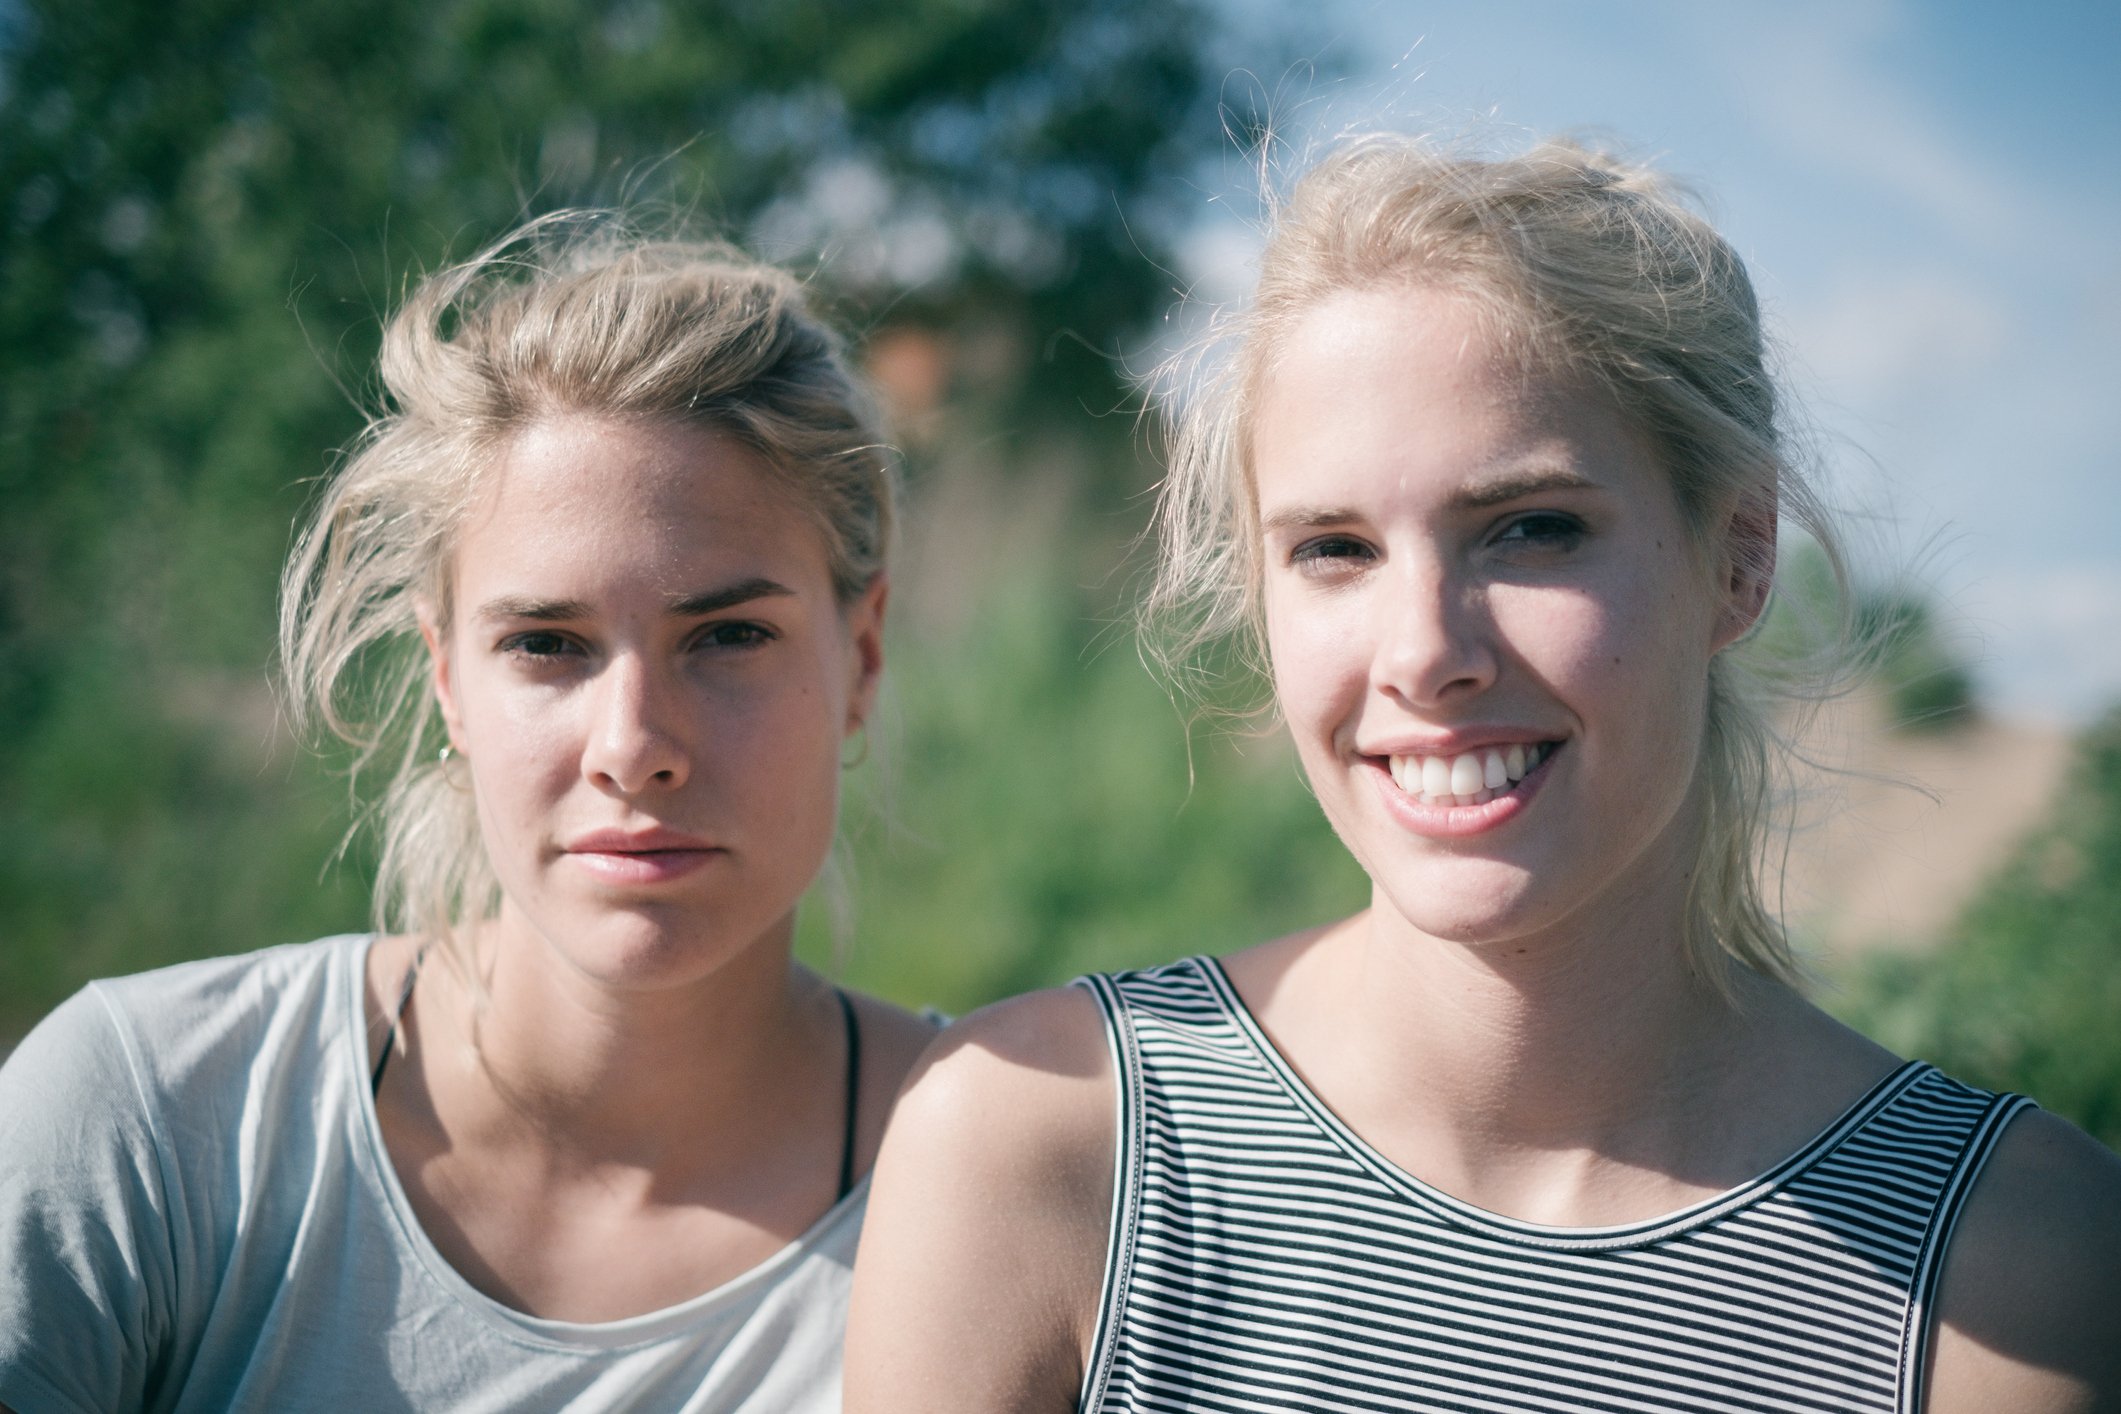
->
xmin=497 ymin=621 xmax=778 ymax=660
xmin=1493 ymin=511 xmax=1586 ymax=550
xmin=696 ymin=621 xmax=776 ymax=650
xmin=1288 ymin=535 xmax=1375 ymax=569
xmin=501 ymin=630 xmax=577 ymax=659
xmin=1284 ymin=512 xmax=1588 ymax=571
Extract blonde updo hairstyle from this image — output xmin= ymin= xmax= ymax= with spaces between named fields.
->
xmin=1151 ymin=135 xmax=1845 ymax=993
xmin=281 ymin=213 xmax=895 ymax=977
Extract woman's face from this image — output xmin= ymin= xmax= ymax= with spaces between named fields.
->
xmin=1252 ymin=284 xmax=1760 ymax=952
xmin=424 ymin=414 xmax=883 ymax=991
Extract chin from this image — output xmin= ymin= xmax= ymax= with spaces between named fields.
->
xmin=543 ymin=904 xmax=758 ymax=992
xmin=1366 ymin=858 xmax=1557 ymax=948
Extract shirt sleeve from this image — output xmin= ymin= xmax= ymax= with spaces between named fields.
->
xmin=0 ymin=986 xmax=176 ymax=1413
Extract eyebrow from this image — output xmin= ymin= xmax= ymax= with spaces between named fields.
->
xmin=1456 ymin=467 xmax=1601 ymax=508
xmin=1258 ymin=467 xmax=1603 ymax=534
xmin=667 ymin=578 xmax=796 ymax=616
xmin=472 ymin=577 xmax=796 ymax=624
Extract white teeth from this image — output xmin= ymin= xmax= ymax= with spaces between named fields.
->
xmin=1388 ymin=743 xmax=1554 ymax=804
xmin=1449 ymin=753 xmax=1483 ymax=796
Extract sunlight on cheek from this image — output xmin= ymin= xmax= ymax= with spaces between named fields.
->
xmin=1264 ymin=598 xmax=1353 ymax=715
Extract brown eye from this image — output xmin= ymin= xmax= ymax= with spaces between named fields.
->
xmin=503 ymin=631 xmax=574 ymax=657
xmin=1494 ymin=513 xmax=1585 ymax=551
xmin=698 ymin=621 xmax=776 ymax=649
xmin=1290 ymin=535 xmax=1374 ymax=568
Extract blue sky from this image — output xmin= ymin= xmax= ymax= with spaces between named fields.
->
xmin=1188 ymin=0 xmax=2121 ymax=722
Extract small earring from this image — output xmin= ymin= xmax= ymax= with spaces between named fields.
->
xmin=841 ymin=725 xmax=869 ymax=770
xmin=438 ymin=743 xmax=470 ymax=789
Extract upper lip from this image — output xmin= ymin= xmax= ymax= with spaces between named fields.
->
xmin=1358 ymin=731 xmax=1563 ymax=758
xmin=564 ymin=827 xmax=719 ymax=854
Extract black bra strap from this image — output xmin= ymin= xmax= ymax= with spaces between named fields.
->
xmin=370 ymin=950 xmax=424 ymax=1097
xmin=834 ymin=987 xmax=862 ymax=1202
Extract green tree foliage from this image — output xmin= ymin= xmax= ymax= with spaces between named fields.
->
xmin=0 ymin=0 xmax=1294 ymax=1032
xmin=1833 ymin=709 xmax=2121 ymax=1148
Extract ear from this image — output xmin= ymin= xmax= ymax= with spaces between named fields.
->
xmin=1712 ymin=483 xmax=1778 ymax=652
xmin=416 ymin=603 xmax=469 ymax=750
xmin=842 ymin=573 xmax=889 ymax=733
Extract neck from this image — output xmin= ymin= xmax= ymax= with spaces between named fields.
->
xmin=420 ymin=907 xmax=833 ymax=1173
xmin=1349 ymin=894 xmax=1745 ymax=1153
xmin=1282 ymin=843 xmax=1828 ymax=1220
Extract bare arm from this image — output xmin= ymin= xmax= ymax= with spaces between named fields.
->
xmin=1926 ymin=1110 xmax=2121 ymax=1413
xmin=844 ymin=987 xmax=1115 ymax=1414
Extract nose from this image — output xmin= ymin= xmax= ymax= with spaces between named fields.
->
xmin=1373 ymin=554 xmax=1498 ymax=707
xmin=580 ymin=652 xmax=691 ymax=795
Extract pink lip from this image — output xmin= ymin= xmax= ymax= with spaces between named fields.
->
xmin=1365 ymin=741 xmax=1561 ymax=839
xmin=562 ymin=827 xmax=723 ymax=886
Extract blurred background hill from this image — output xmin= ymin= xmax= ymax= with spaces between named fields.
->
xmin=3 ymin=0 xmax=2115 ymax=1149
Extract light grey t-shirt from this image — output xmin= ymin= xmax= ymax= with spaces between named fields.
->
xmin=0 ymin=935 xmax=863 ymax=1412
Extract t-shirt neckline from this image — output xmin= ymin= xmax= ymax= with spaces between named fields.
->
xmin=338 ymin=933 xmax=867 ymax=1351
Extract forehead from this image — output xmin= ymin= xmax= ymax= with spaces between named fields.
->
xmin=451 ymin=414 xmax=832 ymax=601
xmin=1250 ymin=284 xmax=1659 ymax=517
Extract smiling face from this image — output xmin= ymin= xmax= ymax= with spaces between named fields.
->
xmin=1253 ymin=284 xmax=1758 ymax=953
xmin=423 ymin=414 xmax=883 ymax=992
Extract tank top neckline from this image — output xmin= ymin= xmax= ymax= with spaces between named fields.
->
xmin=1188 ymin=952 xmax=1931 ymax=1252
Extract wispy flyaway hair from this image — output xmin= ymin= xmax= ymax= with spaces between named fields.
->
xmin=1148 ymin=135 xmax=1851 ymax=992
xmin=280 ymin=213 xmax=895 ymax=972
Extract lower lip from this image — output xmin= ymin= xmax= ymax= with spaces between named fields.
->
xmin=565 ymin=849 xmax=722 ymax=885
xmin=1368 ymin=746 xmax=1559 ymax=839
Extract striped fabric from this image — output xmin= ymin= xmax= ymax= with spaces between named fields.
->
xmin=1075 ymin=957 xmax=2030 ymax=1414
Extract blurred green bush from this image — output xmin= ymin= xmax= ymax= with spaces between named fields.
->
xmin=798 ymin=527 xmax=1365 ymax=1014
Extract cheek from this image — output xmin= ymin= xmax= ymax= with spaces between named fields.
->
xmin=1497 ymin=585 xmax=1629 ymax=699
xmin=1265 ymin=585 xmax=1366 ymax=727
xmin=452 ymin=670 xmax=582 ymax=828
xmin=1505 ymin=572 xmax=1714 ymax=786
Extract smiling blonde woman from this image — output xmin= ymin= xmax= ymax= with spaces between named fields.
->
xmin=845 ymin=137 xmax=2121 ymax=1414
xmin=0 ymin=217 xmax=935 ymax=1412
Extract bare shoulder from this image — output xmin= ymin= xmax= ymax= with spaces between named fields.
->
xmin=913 ymin=981 xmax=1113 ymax=1088
xmin=1927 ymin=1107 xmax=2121 ymax=1414
xmin=845 ymin=985 xmax=1115 ymax=1414
xmin=868 ymin=983 xmax=1114 ymax=1226
xmin=841 ymin=988 xmax=949 ymax=1176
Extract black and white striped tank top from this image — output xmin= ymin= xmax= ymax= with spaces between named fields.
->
xmin=1075 ymin=957 xmax=2032 ymax=1414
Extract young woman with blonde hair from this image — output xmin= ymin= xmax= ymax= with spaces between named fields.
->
xmin=846 ymin=138 xmax=2121 ymax=1412
xmin=0 ymin=217 xmax=934 ymax=1410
